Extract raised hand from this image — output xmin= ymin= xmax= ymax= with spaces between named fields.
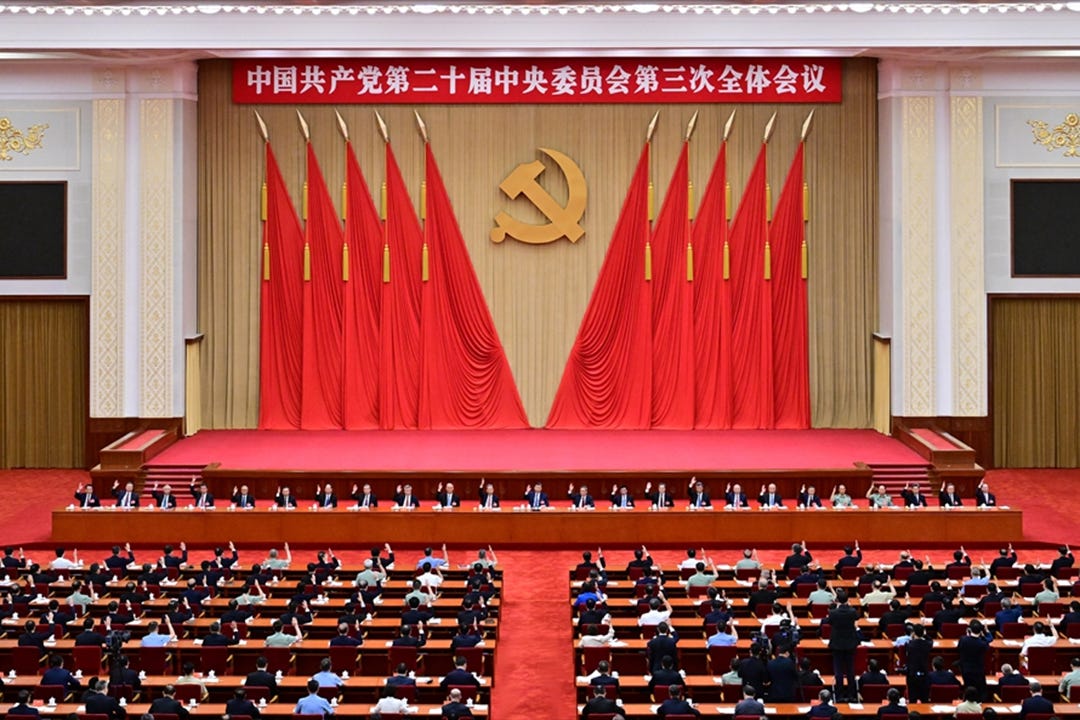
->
xmin=352 ymin=484 xmax=358 ymax=495
xmin=645 ymin=482 xmax=652 ymax=493
xmin=112 ymin=480 xmax=120 ymax=490
xmin=437 ymin=482 xmax=444 ymax=492
xmin=233 ymin=486 xmax=238 ymax=495
xmin=568 ymin=483 xmax=574 ymax=493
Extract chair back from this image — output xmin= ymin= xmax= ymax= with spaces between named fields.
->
xmin=707 ymin=645 xmax=738 ymax=675
xmin=108 ymin=684 xmax=135 ymax=701
xmin=1001 ymin=622 xmax=1031 ymax=639
xmin=1026 ymin=645 xmax=1056 ymax=674
xmin=12 ymin=646 xmax=42 ymax=676
xmin=329 ymin=646 xmax=360 ymax=673
xmin=859 ymin=684 xmax=890 ymax=703
xmin=929 ymin=684 xmax=961 ymax=702
xmin=947 ymin=566 xmax=970 ymax=580
xmin=242 ymin=686 xmax=273 ymax=703
xmin=387 ymin=646 xmax=419 ymax=674
xmin=448 ymin=685 xmax=479 ymax=701
xmin=907 ymin=584 xmax=929 ymax=598
xmin=688 ymin=585 xmax=710 ymax=599
xmin=200 ymin=645 xmax=232 ymax=674
xmin=72 ymin=645 xmax=103 ymax=675
xmin=173 ymin=684 xmax=203 ymax=703
xmin=389 ymin=684 xmax=416 ymax=702
xmin=1069 ymin=686 xmax=1080 ymax=703
xmin=263 ymin=646 xmax=294 ymax=675
xmin=315 ymin=686 xmax=340 ymax=701
xmin=137 ymin=645 xmax=172 ymax=675
xmin=840 ymin=566 xmax=862 ymax=580
xmin=457 ymin=646 xmax=484 ymax=676
xmin=998 ymin=684 xmax=1030 ymax=702
xmin=940 ymin=622 xmax=966 ymax=639
xmin=33 ymin=685 xmax=70 ymax=703
xmin=892 ymin=567 xmax=914 ymax=581
xmin=581 ymin=646 xmax=610 ymax=675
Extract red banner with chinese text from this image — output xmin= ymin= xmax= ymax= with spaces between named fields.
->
xmin=233 ymin=58 xmax=842 ymax=104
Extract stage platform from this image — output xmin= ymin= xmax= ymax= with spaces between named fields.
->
xmin=51 ymin=506 xmax=1022 ymax=546
xmin=89 ymin=428 xmax=987 ymax=501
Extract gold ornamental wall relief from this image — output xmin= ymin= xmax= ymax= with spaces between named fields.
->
xmin=491 ymin=147 xmax=587 ymax=245
xmin=1028 ymin=112 xmax=1080 ymax=158
xmin=0 ymin=117 xmax=48 ymax=161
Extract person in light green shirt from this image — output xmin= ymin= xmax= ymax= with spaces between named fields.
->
xmin=66 ymin=581 xmax=93 ymax=611
xmin=265 ymin=618 xmax=302 ymax=647
xmin=865 ymin=483 xmax=894 ymax=508
xmin=683 ymin=559 xmax=717 ymax=591
xmin=235 ymin=581 xmax=267 ymax=606
xmin=263 ymin=542 xmax=291 ymax=570
xmin=734 ymin=549 xmax=761 ymax=571
xmin=404 ymin=579 xmax=436 ymax=607
xmin=830 ymin=484 xmax=853 ymax=508
xmin=353 ymin=559 xmax=385 ymax=588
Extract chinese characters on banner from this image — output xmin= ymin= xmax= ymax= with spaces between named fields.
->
xmin=233 ymin=58 xmax=842 ymax=104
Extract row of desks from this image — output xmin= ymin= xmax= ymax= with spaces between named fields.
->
xmin=51 ymin=508 xmax=1024 ymax=545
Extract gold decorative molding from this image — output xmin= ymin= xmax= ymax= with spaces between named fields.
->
xmin=0 ymin=117 xmax=48 ymax=161
xmin=950 ymin=96 xmax=986 ymax=417
xmin=90 ymin=99 xmax=125 ymax=418
xmin=139 ymin=98 xmax=175 ymax=418
xmin=1028 ymin=113 xmax=1080 ymax=158
xmin=900 ymin=96 xmax=936 ymax=417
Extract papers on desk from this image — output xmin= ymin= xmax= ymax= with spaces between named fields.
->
xmin=797 ymin=707 xmax=812 ymax=713
xmin=931 ymin=706 xmax=957 ymax=713
xmin=1001 ymin=639 xmax=1023 ymax=646
xmin=847 ymin=703 xmax=864 ymax=710
xmin=611 ymin=640 xmax=628 ymax=647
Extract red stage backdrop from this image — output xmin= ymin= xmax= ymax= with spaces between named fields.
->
xmin=258 ymin=144 xmax=305 ymax=430
xmin=233 ymin=58 xmax=842 ymax=104
xmin=419 ymin=144 xmax=529 ymax=429
xmin=341 ymin=140 xmax=384 ymax=429
xmin=771 ymin=143 xmax=811 ymax=429
xmin=650 ymin=142 xmax=695 ymax=428
xmin=546 ymin=143 xmax=653 ymax=429
xmin=299 ymin=143 xmax=345 ymax=429
xmin=692 ymin=139 xmax=733 ymax=429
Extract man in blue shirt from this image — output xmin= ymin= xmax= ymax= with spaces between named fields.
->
xmin=416 ymin=545 xmax=449 ymax=570
xmin=140 ymin=619 xmax=175 ymax=647
xmin=294 ymin=679 xmax=334 ymax=716
xmin=707 ymin=623 xmax=738 ymax=647
xmin=311 ymin=658 xmax=344 ymax=687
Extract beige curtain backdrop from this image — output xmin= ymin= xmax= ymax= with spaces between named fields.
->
xmin=0 ymin=299 xmax=87 ymax=468
xmin=198 ymin=58 xmax=877 ymax=429
xmin=992 ymin=296 xmax=1080 ymax=468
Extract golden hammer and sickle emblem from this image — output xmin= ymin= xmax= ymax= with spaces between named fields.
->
xmin=490 ymin=147 xmax=587 ymax=245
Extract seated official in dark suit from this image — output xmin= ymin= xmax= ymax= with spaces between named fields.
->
xmin=568 ymin=483 xmax=595 ymax=509
xmin=274 ymin=486 xmax=298 ymax=508
xmin=73 ymin=483 xmax=101 ymax=508
xmin=350 ymin=482 xmax=378 ymax=509
xmin=758 ymin=483 xmax=784 ymax=508
xmin=149 ymin=483 xmax=178 ymax=509
xmin=189 ymin=480 xmax=214 ymax=508
xmin=477 ymin=481 xmax=500 ymax=509
xmin=393 ymin=483 xmax=422 ymax=508
xmin=580 ymin=683 xmax=619 ymax=719
xmin=644 ymin=481 xmax=675 ymax=508
xmin=111 ymin=480 xmax=140 ymax=508
xmin=435 ymin=482 xmax=461 ymax=508
xmin=231 ymin=484 xmax=256 ymax=508
xmin=314 ymin=483 xmax=338 ymax=508
xmin=687 ymin=478 xmax=712 ymax=508
xmin=724 ymin=482 xmax=748 ymax=508
xmin=976 ymin=481 xmax=997 ymax=507
xmin=610 ymin=483 xmax=635 ymax=509
xmin=523 ymin=482 xmax=549 ymax=509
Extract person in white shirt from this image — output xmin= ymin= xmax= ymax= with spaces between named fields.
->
xmin=579 ymin=623 xmax=616 ymax=647
xmin=638 ymin=592 xmax=673 ymax=626
xmin=762 ymin=601 xmax=796 ymax=626
xmin=678 ymin=548 xmax=704 ymax=570
xmin=372 ymin=686 xmax=409 ymax=715
xmin=417 ymin=563 xmax=444 ymax=588
xmin=861 ymin=580 xmax=897 ymax=605
xmin=49 ymin=547 xmax=81 ymax=570
xmin=1019 ymin=621 xmax=1059 ymax=664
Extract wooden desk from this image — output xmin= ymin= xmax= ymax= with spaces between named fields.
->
xmin=51 ymin=507 xmax=1024 ymax=546
xmin=18 ymin=702 xmax=487 ymax=719
xmin=580 ymin=702 xmax=1075 ymax=719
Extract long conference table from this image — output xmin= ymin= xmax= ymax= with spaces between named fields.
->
xmin=51 ymin=505 xmax=1022 ymax=545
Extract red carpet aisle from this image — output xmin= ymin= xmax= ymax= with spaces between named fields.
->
xmin=489 ymin=551 xmax=576 ymax=720
xmin=987 ymin=469 xmax=1080 ymax=546
xmin=0 ymin=469 xmax=87 ymax=544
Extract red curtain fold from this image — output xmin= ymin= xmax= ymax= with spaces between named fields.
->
xmin=546 ymin=143 xmax=652 ymax=429
xmin=771 ymin=143 xmax=810 ymax=429
xmin=418 ymin=145 xmax=529 ymax=429
xmin=378 ymin=143 xmax=423 ymax=429
xmin=729 ymin=144 xmax=775 ymax=429
xmin=650 ymin=142 xmax=695 ymax=429
xmin=341 ymin=141 xmax=384 ymax=429
xmin=299 ymin=144 xmax=345 ymax=429
xmin=257 ymin=143 xmax=305 ymax=430
xmin=693 ymin=141 xmax=733 ymax=429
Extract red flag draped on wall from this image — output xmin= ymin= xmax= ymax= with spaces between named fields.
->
xmin=546 ymin=143 xmax=652 ymax=429
xmin=771 ymin=143 xmax=810 ymax=428
xmin=728 ymin=144 xmax=774 ymax=429
xmin=258 ymin=143 xmax=305 ymax=429
xmin=300 ymin=143 xmax=344 ymax=429
xmin=341 ymin=141 xmax=384 ymax=429
xmin=419 ymin=144 xmax=529 ymax=429
xmin=693 ymin=140 xmax=733 ymax=429
xmin=379 ymin=143 xmax=423 ymax=429
xmin=650 ymin=143 xmax=695 ymax=428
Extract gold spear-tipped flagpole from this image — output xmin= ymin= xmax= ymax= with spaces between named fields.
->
xmin=685 ymin=111 xmax=699 ymax=279
xmin=296 ymin=109 xmax=310 ymax=143
xmin=413 ymin=110 xmax=429 ymax=144
xmin=763 ymin=111 xmax=777 ymax=144
xmin=723 ymin=108 xmax=736 ymax=143
xmin=335 ymin=110 xmax=349 ymax=142
xmin=801 ymin=109 xmax=815 ymax=278
xmin=646 ymin=110 xmax=659 ymax=143
xmin=414 ymin=110 xmax=429 ymax=280
xmin=644 ymin=110 xmax=659 ymax=278
xmin=374 ymin=110 xmax=389 ymax=144
xmin=254 ymin=110 xmax=270 ymax=143
xmin=763 ymin=111 xmax=777 ymax=278
xmin=723 ymin=109 xmax=735 ymax=224
xmin=801 ymin=108 xmax=816 ymax=142
xmin=684 ymin=110 xmax=699 ymax=143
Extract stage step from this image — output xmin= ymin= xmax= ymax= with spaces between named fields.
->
xmin=137 ymin=464 xmax=206 ymax=494
xmin=866 ymin=462 xmax=932 ymax=494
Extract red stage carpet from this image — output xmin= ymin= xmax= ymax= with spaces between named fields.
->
xmin=147 ymin=428 xmax=925 ymax=471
